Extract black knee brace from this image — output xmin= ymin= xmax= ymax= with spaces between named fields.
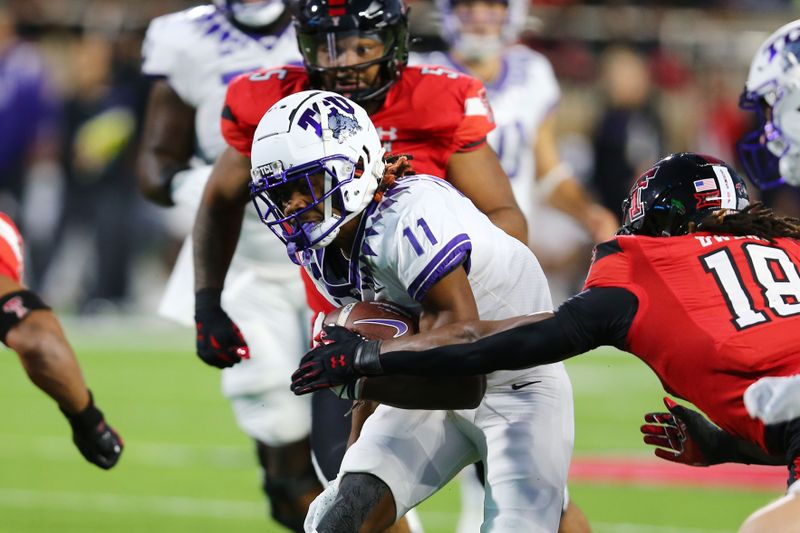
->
xmin=0 ymin=290 xmax=49 ymax=344
xmin=257 ymin=442 xmax=321 ymax=532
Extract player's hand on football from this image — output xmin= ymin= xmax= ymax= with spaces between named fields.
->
xmin=641 ymin=397 xmax=728 ymax=466
xmin=290 ymin=326 xmax=380 ymax=396
xmin=62 ymin=394 xmax=124 ymax=470
xmin=194 ymin=289 xmax=250 ymax=369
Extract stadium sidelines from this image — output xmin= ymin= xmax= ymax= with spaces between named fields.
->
xmin=0 ymin=487 xmax=733 ymax=533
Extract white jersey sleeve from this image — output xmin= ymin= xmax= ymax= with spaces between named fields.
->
xmin=141 ymin=9 xmax=200 ymax=104
xmin=367 ymin=177 xmax=473 ymax=303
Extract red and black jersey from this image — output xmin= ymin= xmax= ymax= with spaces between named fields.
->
xmin=0 ymin=213 xmax=23 ymax=283
xmin=222 ymin=64 xmax=495 ymax=315
xmin=222 ymin=65 xmax=494 ymax=176
xmin=583 ymin=233 xmax=800 ymax=452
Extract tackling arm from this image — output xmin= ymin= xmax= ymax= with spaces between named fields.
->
xmin=377 ymin=286 xmax=636 ymax=376
xmin=447 ymin=143 xmax=528 ymax=244
xmin=291 ymin=286 xmax=636 ymax=392
xmin=136 ymin=79 xmax=196 ymax=206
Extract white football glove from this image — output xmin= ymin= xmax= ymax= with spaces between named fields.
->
xmin=744 ymin=375 xmax=800 ymax=424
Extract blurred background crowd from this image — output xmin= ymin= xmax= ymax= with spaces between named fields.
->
xmin=3 ymin=0 xmax=800 ymax=313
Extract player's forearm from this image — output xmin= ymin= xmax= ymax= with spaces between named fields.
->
xmin=710 ymin=430 xmax=785 ymax=466
xmin=360 ymin=374 xmax=486 ymax=409
xmin=137 ymin=150 xmax=190 ymax=207
xmin=8 ymin=312 xmax=90 ymax=414
xmin=378 ymin=313 xmax=579 ymax=376
xmin=137 ymin=80 xmax=196 ymax=206
xmin=547 ymin=178 xmax=594 ymax=228
xmin=485 ymin=205 xmax=528 ymax=244
xmin=193 ymin=197 xmax=244 ymax=291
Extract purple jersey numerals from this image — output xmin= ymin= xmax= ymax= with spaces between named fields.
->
xmin=402 ymin=218 xmax=438 ymax=256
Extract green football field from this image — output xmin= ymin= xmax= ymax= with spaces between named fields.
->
xmin=0 ymin=320 xmax=779 ymax=532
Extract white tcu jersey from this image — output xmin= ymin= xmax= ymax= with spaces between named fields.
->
xmin=411 ymin=46 xmax=560 ymax=222
xmin=142 ymin=5 xmax=303 ymax=275
xmin=142 ymin=5 xmax=301 ymax=161
xmin=305 ymin=175 xmax=553 ymax=387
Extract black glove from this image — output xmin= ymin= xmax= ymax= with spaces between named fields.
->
xmin=290 ymin=326 xmax=382 ymax=396
xmin=194 ymin=288 xmax=250 ymax=369
xmin=641 ymin=396 xmax=732 ymax=466
xmin=62 ymin=392 xmax=123 ymax=470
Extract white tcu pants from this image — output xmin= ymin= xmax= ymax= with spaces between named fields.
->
xmin=159 ymin=239 xmax=312 ymax=446
xmin=309 ymin=363 xmax=574 ymax=532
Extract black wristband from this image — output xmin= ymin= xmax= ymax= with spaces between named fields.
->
xmin=354 ymin=340 xmax=383 ymax=375
xmin=61 ymin=391 xmax=103 ymax=432
xmin=195 ymin=288 xmax=223 ymax=311
xmin=0 ymin=289 xmax=50 ymax=344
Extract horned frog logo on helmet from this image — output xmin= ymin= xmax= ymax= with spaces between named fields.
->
xmin=329 ymin=109 xmax=362 ymax=143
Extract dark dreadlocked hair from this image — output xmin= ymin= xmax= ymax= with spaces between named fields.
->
xmin=373 ymin=153 xmax=415 ymax=202
xmin=696 ymin=202 xmax=800 ymax=242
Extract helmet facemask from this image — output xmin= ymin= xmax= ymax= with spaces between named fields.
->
xmin=251 ymin=155 xmax=356 ymax=260
xmin=293 ymin=0 xmax=410 ymax=104
xmin=298 ymin=28 xmax=407 ymax=102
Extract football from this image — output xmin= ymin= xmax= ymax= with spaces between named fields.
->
xmin=323 ymin=301 xmax=418 ymax=340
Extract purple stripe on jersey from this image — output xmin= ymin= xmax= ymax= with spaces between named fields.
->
xmin=407 ymin=234 xmax=472 ymax=302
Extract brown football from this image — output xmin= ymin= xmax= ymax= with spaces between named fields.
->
xmin=323 ymin=301 xmax=418 ymax=340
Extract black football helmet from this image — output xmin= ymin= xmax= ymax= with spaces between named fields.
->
xmin=291 ymin=0 xmax=410 ymax=103
xmin=619 ymin=152 xmax=750 ymax=237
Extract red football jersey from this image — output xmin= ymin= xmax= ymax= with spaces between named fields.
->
xmin=585 ymin=233 xmax=800 ymax=451
xmin=222 ymin=65 xmax=494 ymax=175
xmin=0 ymin=212 xmax=23 ymax=283
xmin=222 ymin=65 xmax=495 ymax=315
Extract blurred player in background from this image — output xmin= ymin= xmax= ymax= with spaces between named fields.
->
xmin=297 ymin=152 xmax=800 ymax=533
xmin=0 ymin=212 xmax=123 ymax=470
xmin=413 ymin=0 xmax=617 ymax=247
xmin=193 ymin=4 xmax=527 ymax=530
xmin=253 ymin=90 xmax=574 ymax=532
xmin=136 ymin=1 xmax=321 ymax=529
xmin=738 ymin=19 xmax=800 ymax=190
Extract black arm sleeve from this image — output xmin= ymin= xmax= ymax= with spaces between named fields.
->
xmin=380 ymin=287 xmax=638 ymax=376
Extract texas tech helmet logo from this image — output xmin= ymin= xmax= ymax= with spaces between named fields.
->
xmin=627 ymin=166 xmax=658 ymax=223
